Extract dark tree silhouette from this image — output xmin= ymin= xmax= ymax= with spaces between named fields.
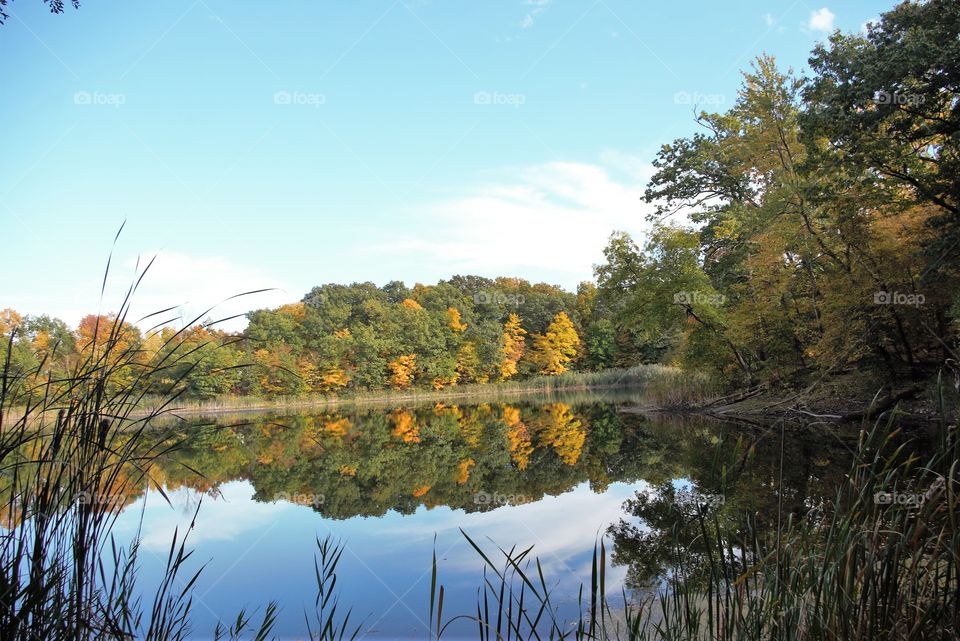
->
xmin=0 ymin=0 xmax=80 ymax=25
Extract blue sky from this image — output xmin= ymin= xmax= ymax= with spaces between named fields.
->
xmin=1 ymin=0 xmax=891 ymax=329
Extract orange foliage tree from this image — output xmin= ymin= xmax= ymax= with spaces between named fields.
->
xmin=499 ymin=313 xmax=527 ymax=380
xmin=388 ymin=354 xmax=417 ymax=389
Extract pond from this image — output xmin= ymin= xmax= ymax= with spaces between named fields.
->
xmin=112 ymin=392 xmax=860 ymax=640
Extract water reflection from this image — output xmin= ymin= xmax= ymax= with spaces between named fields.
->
xmin=105 ymin=398 xmax=859 ymax=638
xmin=151 ymin=400 xmax=648 ymax=519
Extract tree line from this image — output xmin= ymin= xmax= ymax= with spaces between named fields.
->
xmin=0 ymin=276 xmax=616 ymax=399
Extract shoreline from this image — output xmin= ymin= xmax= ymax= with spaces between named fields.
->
xmin=128 ymin=364 xmax=711 ymax=419
xmin=137 ymin=381 xmax=647 ymax=418
xmin=632 ymin=383 xmax=953 ymax=428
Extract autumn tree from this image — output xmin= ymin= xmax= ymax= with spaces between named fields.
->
xmin=388 ymin=354 xmax=417 ymax=390
xmin=530 ymin=312 xmax=580 ymax=375
xmin=498 ymin=313 xmax=527 ymax=380
xmin=455 ymin=342 xmax=482 ymax=384
xmin=0 ymin=309 xmax=23 ymax=337
xmin=447 ymin=307 xmax=467 ymax=332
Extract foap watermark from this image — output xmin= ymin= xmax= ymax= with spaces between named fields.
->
xmin=875 ymin=478 xmax=944 ymax=508
xmin=873 ymin=291 xmax=924 ymax=308
xmin=674 ymin=291 xmax=726 ymax=305
xmin=873 ymin=90 xmax=924 ymax=107
xmin=73 ymin=491 xmax=128 ymax=509
xmin=684 ymin=491 xmax=725 ymax=509
xmin=473 ymin=90 xmax=526 ymax=108
xmin=670 ymin=488 xmax=725 ymax=511
xmin=473 ymin=491 xmax=531 ymax=506
xmin=474 ymin=291 xmax=525 ymax=306
xmin=874 ymin=491 xmax=924 ymax=508
xmin=304 ymin=292 xmax=326 ymax=308
xmin=74 ymin=90 xmax=126 ymax=108
xmin=274 ymin=90 xmax=326 ymax=108
xmin=673 ymin=91 xmax=725 ymax=106
xmin=272 ymin=491 xmax=325 ymax=507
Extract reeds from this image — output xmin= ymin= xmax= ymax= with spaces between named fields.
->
xmin=437 ymin=387 xmax=959 ymax=640
xmin=0 ymin=250 xmax=279 ymax=641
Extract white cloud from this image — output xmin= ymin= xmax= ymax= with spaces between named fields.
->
xmin=110 ymin=251 xmax=294 ymax=332
xmin=7 ymin=250 xmax=295 ymax=333
xmin=367 ymin=480 xmax=646 ymax=594
xmin=7 ymin=249 xmax=293 ymax=334
xmin=116 ymin=481 xmax=297 ymax=552
xmin=373 ymin=151 xmax=657 ymax=289
xmin=763 ymin=13 xmax=776 ymax=28
xmin=807 ymin=7 xmax=835 ymax=33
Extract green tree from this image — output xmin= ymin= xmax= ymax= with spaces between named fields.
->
xmin=583 ymin=319 xmax=616 ymax=370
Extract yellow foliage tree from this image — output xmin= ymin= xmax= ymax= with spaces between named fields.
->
xmin=278 ymin=302 xmax=306 ymax=319
xmin=0 ymin=308 xmax=22 ymax=336
xmin=296 ymin=357 xmax=320 ymax=390
xmin=31 ymin=330 xmax=51 ymax=354
xmin=76 ymin=313 xmax=140 ymax=361
xmin=297 ymin=356 xmax=350 ymax=394
xmin=447 ymin=307 xmax=467 ymax=332
xmin=401 ymin=298 xmax=423 ymax=311
xmin=254 ymin=348 xmax=303 ymax=396
xmin=320 ymin=367 xmax=350 ymax=393
xmin=75 ymin=314 xmax=142 ymax=389
xmin=140 ymin=331 xmax=164 ymax=362
xmin=388 ymin=354 xmax=417 ymax=389
xmin=455 ymin=342 xmax=482 ymax=384
xmin=499 ymin=313 xmax=527 ymax=380
xmin=531 ymin=311 xmax=580 ymax=375
xmin=431 ymin=375 xmax=458 ymax=390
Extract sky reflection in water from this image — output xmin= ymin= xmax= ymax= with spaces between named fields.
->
xmin=115 ymin=478 xmax=642 ymax=640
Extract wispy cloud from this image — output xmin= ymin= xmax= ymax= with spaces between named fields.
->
xmin=6 ymin=247 xmax=294 ymax=333
xmin=112 ymin=251 xmax=293 ymax=331
xmin=11 ymin=250 xmax=294 ymax=332
xmin=521 ymin=0 xmax=550 ymax=29
xmin=116 ymin=481 xmax=293 ymax=552
xmin=369 ymin=480 xmax=646 ymax=592
xmin=374 ymin=151 xmax=657 ymax=288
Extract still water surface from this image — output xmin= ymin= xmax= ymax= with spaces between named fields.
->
xmin=115 ymin=392 xmax=855 ymax=640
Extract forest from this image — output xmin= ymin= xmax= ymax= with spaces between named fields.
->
xmin=2 ymin=0 xmax=958 ymax=408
